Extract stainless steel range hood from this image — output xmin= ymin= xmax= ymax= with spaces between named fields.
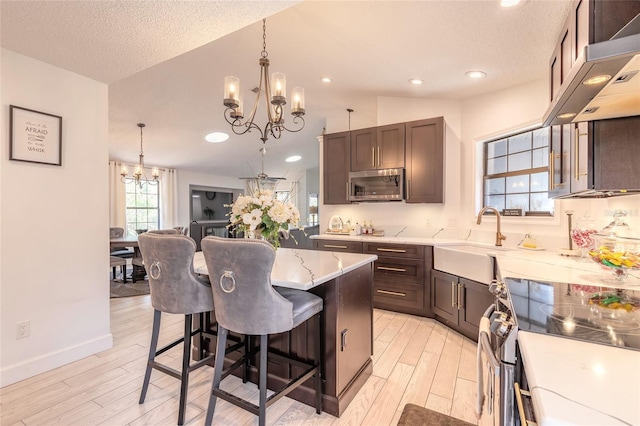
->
xmin=543 ymin=14 xmax=640 ymax=127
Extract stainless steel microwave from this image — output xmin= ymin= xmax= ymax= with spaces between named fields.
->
xmin=348 ymin=169 xmax=404 ymax=202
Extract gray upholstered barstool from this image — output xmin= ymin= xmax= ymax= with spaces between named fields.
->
xmin=137 ymin=232 xmax=216 ymax=425
xmin=201 ymin=236 xmax=323 ymax=426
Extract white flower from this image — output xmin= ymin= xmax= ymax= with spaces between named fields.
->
xmin=268 ymin=201 xmax=290 ymax=224
xmin=242 ymin=208 xmax=263 ymax=230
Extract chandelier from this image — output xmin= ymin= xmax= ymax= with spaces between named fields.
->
xmin=120 ymin=123 xmax=159 ymax=187
xmin=223 ymin=19 xmax=305 ymax=143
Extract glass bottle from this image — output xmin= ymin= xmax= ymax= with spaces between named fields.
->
xmin=570 ymin=212 xmax=598 ymax=262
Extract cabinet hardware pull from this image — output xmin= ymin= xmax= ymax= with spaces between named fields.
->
xmin=457 ymin=283 xmax=464 ymax=310
xmin=377 ymin=266 xmax=406 ymax=272
xmin=377 ymin=146 xmax=381 ymax=167
xmin=451 ymin=281 xmax=457 ymax=308
xmin=574 ymin=127 xmax=579 ymax=181
xmin=514 ymin=382 xmax=537 ymax=425
xmin=549 ymin=151 xmax=563 ymax=189
xmin=376 ymin=248 xmax=407 ymax=253
xmin=324 ymin=244 xmax=348 ymax=249
xmin=377 ymin=289 xmax=406 ymax=297
xmin=341 ymin=329 xmax=348 ymax=351
xmin=407 ymin=179 xmax=411 ymax=199
xmin=372 ymin=147 xmax=376 ymax=167
xmin=574 ymin=126 xmax=588 ymax=180
xmin=549 ymin=151 xmax=555 ymax=190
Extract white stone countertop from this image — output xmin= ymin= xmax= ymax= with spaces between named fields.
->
xmin=312 ymin=232 xmax=640 ymax=288
xmin=193 ymin=248 xmax=377 ymax=291
xmin=518 ymin=331 xmax=640 ymax=426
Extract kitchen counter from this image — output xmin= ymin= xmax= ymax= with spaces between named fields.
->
xmin=518 ymin=331 xmax=640 ymax=425
xmin=192 ymin=246 xmax=377 ymax=417
xmin=312 ymin=233 xmax=640 ymax=287
xmin=314 ymin=231 xmax=640 ymax=423
xmin=193 ymin=248 xmax=377 ymax=290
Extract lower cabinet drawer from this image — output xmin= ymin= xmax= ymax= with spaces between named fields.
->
xmin=373 ymin=281 xmax=425 ymax=312
xmin=374 ymin=257 xmax=424 ymax=284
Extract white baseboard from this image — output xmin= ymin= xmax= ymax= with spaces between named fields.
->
xmin=0 ymin=333 xmax=113 ymax=387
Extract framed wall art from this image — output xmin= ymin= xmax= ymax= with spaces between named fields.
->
xmin=9 ymin=105 xmax=62 ymax=166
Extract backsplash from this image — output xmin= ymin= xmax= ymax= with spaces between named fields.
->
xmin=319 ymin=194 xmax=640 ymax=250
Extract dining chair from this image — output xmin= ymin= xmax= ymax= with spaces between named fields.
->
xmin=109 ymin=227 xmax=133 ymax=279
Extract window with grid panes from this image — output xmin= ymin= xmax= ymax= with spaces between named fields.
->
xmin=483 ymin=128 xmax=554 ymax=216
xmin=125 ymin=180 xmax=159 ymax=235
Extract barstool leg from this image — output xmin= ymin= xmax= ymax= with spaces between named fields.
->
xmin=112 ymin=266 xmax=117 ymax=281
xmin=206 ymin=326 xmax=228 ymax=426
xmin=314 ymin=313 xmax=322 ymax=414
xmin=243 ymin=335 xmax=250 ymax=383
xmin=177 ymin=314 xmax=192 ymax=425
xmin=258 ymin=334 xmax=268 ymax=426
xmin=140 ymin=309 xmax=161 ymax=404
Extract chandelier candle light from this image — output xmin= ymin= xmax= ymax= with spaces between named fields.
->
xmin=120 ymin=123 xmax=159 ymax=187
xmin=223 ymin=19 xmax=305 ymax=143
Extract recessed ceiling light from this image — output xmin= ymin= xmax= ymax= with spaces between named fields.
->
xmin=466 ymin=70 xmax=487 ymax=79
xmin=321 ymin=77 xmax=332 ymax=83
xmin=409 ymin=78 xmax=423 ymax=85
xmin=501 ymin=0 xmax=521 ymax=7
xmin=285 ymin=155 xmax=302 ymax=163
xmin=583 ymin=75 xmax=612 ymax=86
xmin=205 ymin=132 xmax=229 ymax=143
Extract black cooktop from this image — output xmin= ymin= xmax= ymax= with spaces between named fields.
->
xmin=505 ymin=278 xmax=640 ymax=351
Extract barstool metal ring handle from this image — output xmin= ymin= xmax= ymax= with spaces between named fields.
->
xmin=149 ymin=261 xmax=162 ymax=280
xmin=219 ymin=270 xmax=236 ymax=293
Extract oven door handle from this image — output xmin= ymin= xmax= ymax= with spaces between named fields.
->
xmin=476 ymin=305 xmax=501 ymax=419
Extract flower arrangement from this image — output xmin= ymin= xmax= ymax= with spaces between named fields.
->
xmin=227 ymin=189 xmax=301 ymax=248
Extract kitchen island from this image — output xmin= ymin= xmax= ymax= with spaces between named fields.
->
xmin=192 ymin=248 xmax=377 ymax=417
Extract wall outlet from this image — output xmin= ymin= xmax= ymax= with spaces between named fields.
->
xmin=16 ymin=320 xmax=30 ymax=339
xmin=425 ymin=218 xmax=432 ymax=226
xmin=447 ymin=218 xmax=458 ymax=228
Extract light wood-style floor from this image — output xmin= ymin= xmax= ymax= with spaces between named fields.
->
xmin=1 ymin=294 xmax=496 ymax=426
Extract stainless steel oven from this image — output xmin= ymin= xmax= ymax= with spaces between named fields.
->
xmin=477 ymin=281 xmax=536 ymax=426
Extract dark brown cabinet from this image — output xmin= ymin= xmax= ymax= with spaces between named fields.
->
xmin=547 ymin=0 xmax=640 ymax=198
xmin=363 ymin=242 xmax=432 ymax=317
xmin=323 ymin=131 xmax=351 ymax=205
xmin=351 ymin=123 xmax=405 ymax=171
xmin=431 ymin=269 xmax=494 ymax=341
xmin=323 ymin=116 xmax=445 ymax=205
xmin=314 ymin=239 xmax=433 ymax=317
xmin=550 ymin=0 xmax=640 ymax=103
xmin=405 ymin=117 xmax=445 ymax=203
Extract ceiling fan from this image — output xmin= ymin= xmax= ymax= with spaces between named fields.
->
xmin=239 ymin=146 xmax=286 ymax=191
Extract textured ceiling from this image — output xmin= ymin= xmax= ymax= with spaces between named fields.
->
xmin=1 ymin=0 xmax=573 ymax=181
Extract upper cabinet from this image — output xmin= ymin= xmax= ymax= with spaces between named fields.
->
xmin=323 ymin=131 xmax=351 ymax=205
xmin=549 ymin=0 xmax=640 ymax=106
xmin=547 ymin=0 xmax=640 ymax=198
xmin=323 ymin=117 xmax=445 ymax=205
xmin=350 ymin=123 xmax=405 ymax=171
xmin=406 ymin=117 xmax=445 ymax=204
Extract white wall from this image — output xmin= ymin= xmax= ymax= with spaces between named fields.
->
xmin=1 ymin=49 xmax=112 ymax=386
